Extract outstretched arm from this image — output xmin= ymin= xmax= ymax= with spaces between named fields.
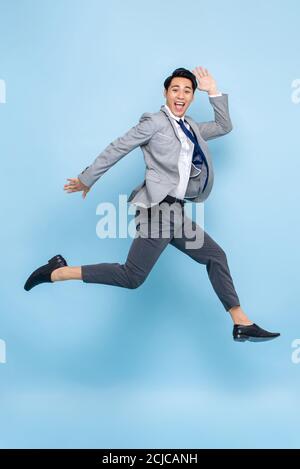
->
xmin=64 ymin=112 xmax=157 ymax=198
xmin=192 ymin=66 xmax=233 ymax=141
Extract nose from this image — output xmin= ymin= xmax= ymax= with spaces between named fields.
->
xmin=176 ymin=92 xmax=184 ymax=100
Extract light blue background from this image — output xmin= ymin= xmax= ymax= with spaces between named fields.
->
xmin=0 ymin=0 xmax=300 ymax=449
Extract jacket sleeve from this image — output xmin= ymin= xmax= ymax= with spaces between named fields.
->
xmin=78 ymin=112 xmax=157 ymax=188
xmin=196 ymin=94 xmax=233 ymax=141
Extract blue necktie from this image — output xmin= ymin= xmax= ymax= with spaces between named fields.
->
xmin=177 ymin=119 xmax=206 ymax=168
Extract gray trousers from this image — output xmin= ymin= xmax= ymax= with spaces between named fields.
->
xmin=81 ymin=202 xmax=240 ymax=311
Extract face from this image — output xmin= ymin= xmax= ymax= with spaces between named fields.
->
xmin=164 ymin=77 xmax=194 ymax=117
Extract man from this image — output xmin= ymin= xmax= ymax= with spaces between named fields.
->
xmin=24 ymin=66 xmax=280 ymax=342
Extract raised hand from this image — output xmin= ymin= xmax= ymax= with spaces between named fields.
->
xmin=64 ymin=177 xmax=90 ymax=199
xmin=192 ymin=66 xmax=219 ymax=95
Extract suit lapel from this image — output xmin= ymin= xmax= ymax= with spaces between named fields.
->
xmin=160 ymin=106 xmax=181 ymax=142
xmin=184 ymin=115 xmax=204 ymax=143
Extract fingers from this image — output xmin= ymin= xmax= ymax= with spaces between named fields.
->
xmin=64 ymin=187 xmax=79 ymax=193
xmin=64 ymin=184 xmax=79 ymax=192
xmin=192 ymin=66 xmax=210 ymax=78
xmin=64 ymin=177 xmax=81 ymax=191
xmin=64 ymin=180 xmax=81 ymax=193
xmin=63 ymin=177 xmax=90 ymax=197
xmin=65 ymin=178 xmax=78 ymax=186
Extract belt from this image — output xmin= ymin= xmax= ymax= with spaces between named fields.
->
xmin=160 ymin=195 xmax=186 ymax=207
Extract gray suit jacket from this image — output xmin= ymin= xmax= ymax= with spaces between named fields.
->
xmin=78 ymin=94 xmax=233 ymax=207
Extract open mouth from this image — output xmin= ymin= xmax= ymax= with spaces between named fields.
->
xmin=174 ymin=102 xmax=185 ymax=112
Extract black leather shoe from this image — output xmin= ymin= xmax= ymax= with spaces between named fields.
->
xmin=24 ymin=255 xmax=68 ymax=291
xmin=233 ymin=323 xmax=280 ymax=342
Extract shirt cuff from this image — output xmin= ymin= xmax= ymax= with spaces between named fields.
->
xmin=208 ymin=93 xmax=223 ymax=98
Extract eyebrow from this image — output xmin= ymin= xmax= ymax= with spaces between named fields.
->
xmin=171 ymin=85 xmax=192 ymax=90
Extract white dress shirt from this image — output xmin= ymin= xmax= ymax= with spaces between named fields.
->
xmin=164 ymin=94 xmax=222 ymax=200
xmin=164 ymin=104 xmax=194 ymax=199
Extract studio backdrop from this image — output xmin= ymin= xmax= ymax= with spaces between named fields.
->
xmin=0 ymin=0 xmax=300 ymax=449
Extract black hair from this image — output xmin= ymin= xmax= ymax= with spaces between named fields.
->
xmin=164 ymin=67 xmax=197 ymax=93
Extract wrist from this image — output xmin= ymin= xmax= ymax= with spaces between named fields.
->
xmin=208 ymin=88 xmax=220 ymax=96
